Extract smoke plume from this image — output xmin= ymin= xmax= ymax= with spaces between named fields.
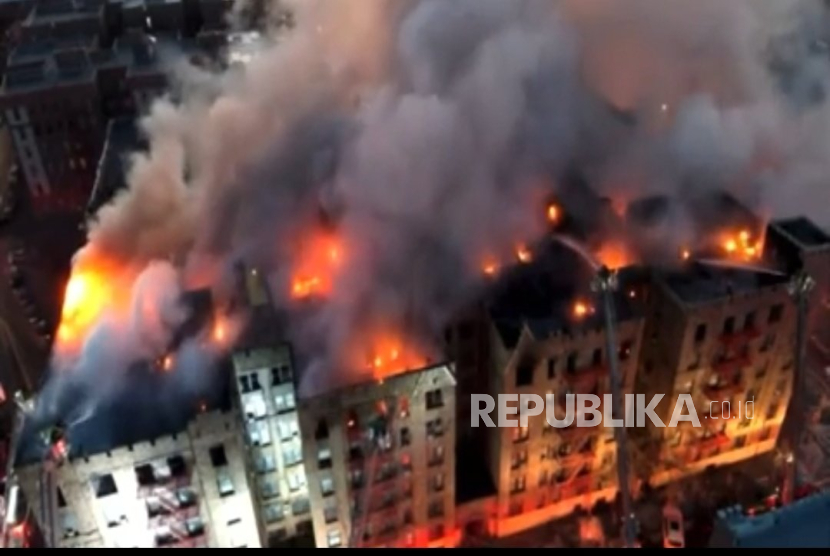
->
xmin=36 ymin=0 xmax=830 ymax=432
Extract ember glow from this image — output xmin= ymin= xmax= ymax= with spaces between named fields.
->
xmin=481 ymin=255 xmax=500 ymax=277
xmin=516 ymin=244 xmax=532 ymax=264
xmin=162 ymin=354 xmax=174 ymax=372
xmin=573 ymin=300 xmax=594 ymax=318
xmin=290 ymin=231 xmax=344 ymax=300
xmin=547 ymin=203 xmax=561 ymax=224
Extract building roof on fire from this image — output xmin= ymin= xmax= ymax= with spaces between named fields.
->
xmin=484 ymin=239 xmax=641 ymax=350
xmin=15 ymin=288 xmax=232 ymax=465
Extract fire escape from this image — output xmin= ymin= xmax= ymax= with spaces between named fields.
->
xmin=135 ymin=457 xmax=205 ymax=548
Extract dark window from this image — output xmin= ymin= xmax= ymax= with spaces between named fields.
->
xmin=209 ymin=445 xmax=228 ymax=467
xmin=267 ymin=529 xmax=287 ymax=547
xmin=567 ymin=352 xmax=578 ymax=374
xmin=400 ymin=427 xmax=411 ymax=447
xmin=349 ymin=443 xmax=363 ymax=461
xmin=168 ymin=455 xmax=186 ymax=477
xmin=694 ymin=324 xmax=707 ymax=343
xmin=428 ymin=500 xmax=444 ymax=519
xmin=515 ymin=358 xmax=534 ymax=387
xmin=426 ymin=389 xmax=444 ymax=410
xmin=723 ymin=317 xmax=735 ymax=335
xmin=744 ymin=311 xmax=756 ymax=331
xmin=769 ymin=304 xmax=784 ymax=324
xmin=315 ymin=419 xmax=329 ymax=440
xmin=93 ymin=474 xmax=118 ymax=498
xmin=591 ymin=348 xmax=602 ymax=367
xmin=135 ymin=464 xmax=155 ymax=486
xmin=547 ymin=358 xmax=556 ymax=379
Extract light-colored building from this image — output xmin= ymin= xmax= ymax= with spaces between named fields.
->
xmin=297 ymin=362 xmax=459 ymax=548
xmin=636 ymin=258 xmax=796 ymax=485
xmin=481 ymin=241 xmax=644 ymax=538
xmin=15 ymin=409 xmax=261 ymax=548
xmin=231 ymin=345 xmax=313 ymax=546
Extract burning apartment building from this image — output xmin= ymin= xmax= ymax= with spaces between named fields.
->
xmin=634 ymin=251 xmax=795 ymax=484
xmin=477 ymin=238 xmax=645 ymax=538
xmin=626 ymin=191 xmax=801 ymax=486
xmin=296 ymin=362 xmax=458 ymax=549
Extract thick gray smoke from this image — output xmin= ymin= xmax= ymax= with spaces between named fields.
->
xmin=45 ymin=0 xmax=830 ymax=412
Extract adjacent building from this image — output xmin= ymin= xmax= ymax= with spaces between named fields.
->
xmin=0 ymin=0 xmax=238 ymax=198
xmin=14 ymin=409 xmax=261 ymax=548
xmin=297 ymin=362 xmax=459 ymax=548
xmin=636 ymin=257 xmax=796 ymax=485
xmin=231 ymin=345 xmax=313 ymax=547
xmin=480 ymin=240 xmax=644 ymax=537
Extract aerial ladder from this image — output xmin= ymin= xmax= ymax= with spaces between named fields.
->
xmin=1 ymin=392 xmax=66 ymax=549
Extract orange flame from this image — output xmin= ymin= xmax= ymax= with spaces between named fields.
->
xmin=721 ymin=228 xmax=763 ymax=261
xmin=364 ymin=333 xmax=426 ymax=381
xmin=290 ymin=230 xmax=343 ymax=299
xmin=162 ymin=354 xmax=174 ymax=372
xmin=55 ymin=249 xmax=130 ymax=353
xmin=681 ymin=248 xmax=691 ymax=261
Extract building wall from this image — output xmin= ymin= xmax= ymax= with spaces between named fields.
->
xmin=486 ymin=315 xmax=644 ymax=537
xmin=298 ymin=363 xmax=458 ymax=548
xmin=641 ymin=278 xmax=795 ymax=486
xmin=16 ymin=410 xmax=260 ymax=548
xmin=231 ymin=345 xmax=312 ymax=546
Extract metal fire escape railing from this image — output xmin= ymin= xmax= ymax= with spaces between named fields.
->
xmin=591 ymin=266 xmax=637 ymax=549
xmin=139 ymin=465 xmax=200 ymax=548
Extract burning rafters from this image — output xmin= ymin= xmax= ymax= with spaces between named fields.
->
xmin=720 ymin=228 xmax=764 ymax=262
